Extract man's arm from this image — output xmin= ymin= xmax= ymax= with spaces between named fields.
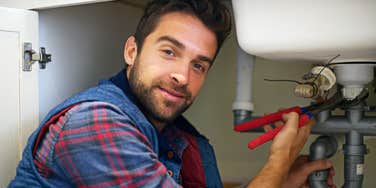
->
xmin=246 ymin=112 xmax=312 ymax=188
xmin=52 ymin=101 xmax=181 ymax=188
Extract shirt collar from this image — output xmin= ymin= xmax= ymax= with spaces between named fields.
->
xmin=109 ymin=69 xmax=139 ymax=105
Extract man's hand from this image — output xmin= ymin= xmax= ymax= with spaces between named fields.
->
xmin=283 ymin=155 xmax=335 ymax=188
xmin=247 ymin=112 xmax=314 ymax=188
xmin=269 ymin=112 xmax=312 ymax=166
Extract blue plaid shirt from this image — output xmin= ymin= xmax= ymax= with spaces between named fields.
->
xmin=34 ymin=101 xmax=182 ymax=187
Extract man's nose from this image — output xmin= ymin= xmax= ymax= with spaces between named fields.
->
xmin=170 ymin=63 xmax=190 ymax=86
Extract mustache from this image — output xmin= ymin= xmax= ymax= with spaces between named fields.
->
xmin=155 ymin=81 xmax=192 ymax=99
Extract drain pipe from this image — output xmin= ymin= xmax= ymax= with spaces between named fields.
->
xmin=232 ymin=46 xmax=255 ymax=125
xmin=309 ymin=135 xmax=338 ymax=188
xmin=343 ymin=104 xmax=367 ymax=188
xmin=333 ymin=64 xmax=373 ymax=188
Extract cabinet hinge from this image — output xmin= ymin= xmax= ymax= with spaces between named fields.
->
xmin=23 ymin=42 xmax=52 ymax=72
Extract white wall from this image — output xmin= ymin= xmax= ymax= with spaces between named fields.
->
xmin=38 ymin=1 xmax=143 ymax=119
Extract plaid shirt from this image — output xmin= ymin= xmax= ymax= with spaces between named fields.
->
xmin=34 ymin=101 xmax=186 ymax=187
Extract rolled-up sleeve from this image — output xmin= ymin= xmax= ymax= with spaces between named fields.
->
xmin=53 ymin=101 xmax=181 ymax=188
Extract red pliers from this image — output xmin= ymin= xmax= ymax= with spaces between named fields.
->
xmin=234 ymin=91 xmax=347 ymax=150
xmin=234 ymin=106 xmax=314 ymax=149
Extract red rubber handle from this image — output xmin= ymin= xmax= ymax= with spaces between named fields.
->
xmin=248 ymin=114 xmax=311 ymax=149
xmin=234 ymin=106 xmax=303 ymax=132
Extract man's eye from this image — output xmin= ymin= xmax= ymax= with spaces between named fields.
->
xmin=193 ymin=63 xmax=206 ymax=73
xmin=162 ymin=49 xmax=175 ymax=56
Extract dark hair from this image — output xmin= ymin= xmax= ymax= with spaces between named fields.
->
xmin=134 ymin=0 xmax=232 ymax=56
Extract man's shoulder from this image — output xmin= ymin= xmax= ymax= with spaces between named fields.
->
xmin=62 ymin=101 xmax=134 ymax=130
xmin=53 ymin=100 xmax=153 ymax=147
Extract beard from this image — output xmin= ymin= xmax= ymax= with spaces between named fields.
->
xmin=128 ymin=59 xmax=193 ymax=124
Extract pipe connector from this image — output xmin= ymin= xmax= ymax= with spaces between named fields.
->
xmin=309 ymin=136 xmax=338 ymax=188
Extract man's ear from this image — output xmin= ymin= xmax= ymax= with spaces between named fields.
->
xmin=124 ymin=36 xmax=138 ymax=67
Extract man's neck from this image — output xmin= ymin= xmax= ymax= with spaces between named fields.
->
xmin=148 ymin=117 xmax=166 ymax=132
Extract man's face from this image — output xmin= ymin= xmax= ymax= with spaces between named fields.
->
xmin=125 ymin=12 xmax=217 ymax=124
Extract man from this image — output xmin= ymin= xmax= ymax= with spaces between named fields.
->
xmin=10 ymin=0 xmax=334 ymax=187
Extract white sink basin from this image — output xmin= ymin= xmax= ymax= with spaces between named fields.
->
xmin=232 ymin=0 xmax=376 ymax=63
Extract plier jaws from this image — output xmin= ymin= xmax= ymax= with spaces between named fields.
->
xmin=234 ymin=107 xmax=314 ymax=149
xmin=234 ymin=92 xmax=347 ymax=150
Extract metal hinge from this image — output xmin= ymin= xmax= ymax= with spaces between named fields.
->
xmin=23 ymin=42 xmax=52 ymax=72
